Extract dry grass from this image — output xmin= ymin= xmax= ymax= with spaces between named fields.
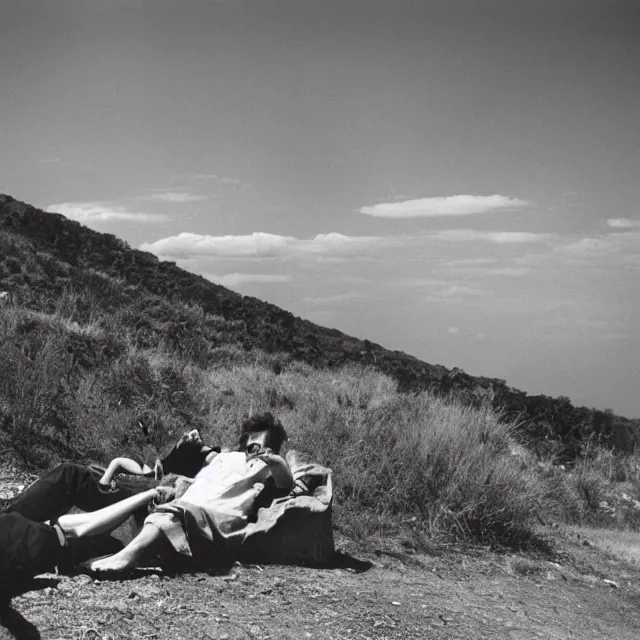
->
xmin=9 ymin=294 xmax=638 ymax=548
xmin=564 ymin=524 xmax=640 ymax=566
xmin=0 ymin=302 xmax=545 ymax=548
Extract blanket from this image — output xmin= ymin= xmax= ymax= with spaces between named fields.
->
xmin=236 ymin=462 xmax=334 ymax=565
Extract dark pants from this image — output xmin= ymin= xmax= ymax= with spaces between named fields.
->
xmin=0 ymin=512 xmax=62 ymax=602
xmin=0 ymin=464 xmax=165 ymax=601
xmin=5 ymin=463 xmax=147 ymax=523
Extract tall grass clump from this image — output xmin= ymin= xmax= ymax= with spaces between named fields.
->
xmin=199 ymin=363 xmax=543 ymax=547
xmin=285 ymin=371 xmax=542 ymax=547
xmin=538 ymin=445 xmax=640 ymax=529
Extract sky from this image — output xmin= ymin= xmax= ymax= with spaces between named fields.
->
xmin=1 ymin=0 xmax=639 ymax=416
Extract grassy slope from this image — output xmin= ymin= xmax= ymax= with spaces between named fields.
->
xmin=0 ymin=295 xmax=542 ymax=547
xmin=1 ymin=193 xmax=638 ymax=457
xmin=1 ymin=193 xmax=640 ymax=549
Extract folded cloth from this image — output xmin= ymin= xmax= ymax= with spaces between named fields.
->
xmin=236 ymin=461 xmax=334 ymax=565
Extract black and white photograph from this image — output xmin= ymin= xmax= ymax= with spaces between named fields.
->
xmin=1 ymin=1 xmax=639 ymax=638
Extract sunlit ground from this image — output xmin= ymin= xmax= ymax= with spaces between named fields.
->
xmin=565 ymin=524 xmax=640 ymax=566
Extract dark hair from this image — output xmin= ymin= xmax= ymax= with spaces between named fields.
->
xmin=238 ymin=412 xmax=288 ymax=454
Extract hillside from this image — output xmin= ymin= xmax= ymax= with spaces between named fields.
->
xmin=1 ymin=193 xmax=637 ymax=456
xmin=4 ymin=193 xmax=640 ymax=640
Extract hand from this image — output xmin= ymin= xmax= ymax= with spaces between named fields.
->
xmin=253 ymin=448 xmax=275 ymax=463
xmin=152 ymin=486 xmax=176 ymax=506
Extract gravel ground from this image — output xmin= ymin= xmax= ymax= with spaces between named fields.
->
xmin=2 ymin=460 xmax=640 ymax=640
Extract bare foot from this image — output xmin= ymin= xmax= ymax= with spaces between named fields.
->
xmin=89 ymin=552 xmax=135 ymax=573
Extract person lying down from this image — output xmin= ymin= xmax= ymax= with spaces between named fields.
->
xmin=88 ymin=412 xmax=294 ymax=575
xmin=0 ymin=486 xmax=174 ymax=601
xmin=97 ymin=428 xmax=220 ymax=489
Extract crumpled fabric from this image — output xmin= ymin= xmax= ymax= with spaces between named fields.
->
xmin=146 ymin=458 xmax=334 ymax=565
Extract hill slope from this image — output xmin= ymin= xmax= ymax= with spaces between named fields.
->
xmin=1 ymin=193 xmax=638 ymax=455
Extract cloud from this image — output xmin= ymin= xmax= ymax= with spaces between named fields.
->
xmin=333 ymin=275 xmax=371 ymax=285
xmin=394 ymin=278 xmax=490 ymax=301
xmin=441 ymin=258 xmax=498 ymax=266
xmin=302 ymin=291 xmax=370 ymax=306
xmin=554 ymin=237 xmax=618 ymax=256
xmin=516 ymin=229 xmax=640 ymax=272
xmin=46 ymin=202 xmax=166 ymax=223
xmin=431 ymin=229 xmax=547 ymax=244
xmin=607 ymin=218 xmax=640 ymax=229
xmin=424 ymin=284 xmax=490 ymax=304
xmin=437 ymin=284 xmax=489 ymax=298
xmin=395 ymin=277 xmax=449 ymax=288
xmin=437 ymin=265 xmax=529 ymax=277
xmin=140 ymin=232 xmax=393 ymax=259
xmin=478 ymin=267 xmax=528 ymax=276
xmin=183 ymin=173 xmax=251 ymax=188
xmin=204 ymin=273 xmax=292 ymax=287
xmin=360 ymin=194 xmax=528 ymax=218
xmin=143 ymin=191 xmax=205 ymax=203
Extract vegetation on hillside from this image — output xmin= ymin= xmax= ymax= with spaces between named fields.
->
xmin=1 ymin=193 xmax=640 ymax=550
xmin=1 ymin=193 xmax=638 ymax=458
xmin=0 ymin=295 xmax=545 ymax=547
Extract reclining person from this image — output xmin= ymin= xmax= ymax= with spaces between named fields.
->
xmin=0 ymin=485 xmax=175 ymax=603
xmin=97 ymin=429 xmax=218 ymax=489
xmin=1 ymin=430 xmax=219 ymax=525
xmin=88 ymin=412 xmax=294 ymax=575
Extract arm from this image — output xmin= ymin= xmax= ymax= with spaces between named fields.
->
xmin=99 ymin=457 xmax=147 ymax=486
xmin=255 ymin=451 xmax=294 ymax=491
xmin=159 ymin=429 xmax=221 ymax=477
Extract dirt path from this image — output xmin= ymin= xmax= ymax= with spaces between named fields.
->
xmin=2 ymin=464 xmax=640 ymax=639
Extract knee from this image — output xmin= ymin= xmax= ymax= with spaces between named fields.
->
xmin=56 ymin=462 xmax=86 ymax=474
xmin=54 ymin=462 xmax=91 ymax=483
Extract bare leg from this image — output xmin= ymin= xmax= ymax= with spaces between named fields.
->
xmin=89 ymin=523 xmax=164 ymax=572
xmin=56 ymin=489 xmax=159 ymax=539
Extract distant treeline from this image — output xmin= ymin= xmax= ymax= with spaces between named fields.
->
xmin=1 ymin=193 xmax=638 ymax=457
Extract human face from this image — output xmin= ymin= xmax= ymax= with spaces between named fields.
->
xmin=245 ymin=429 xmax=272 ymax=456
